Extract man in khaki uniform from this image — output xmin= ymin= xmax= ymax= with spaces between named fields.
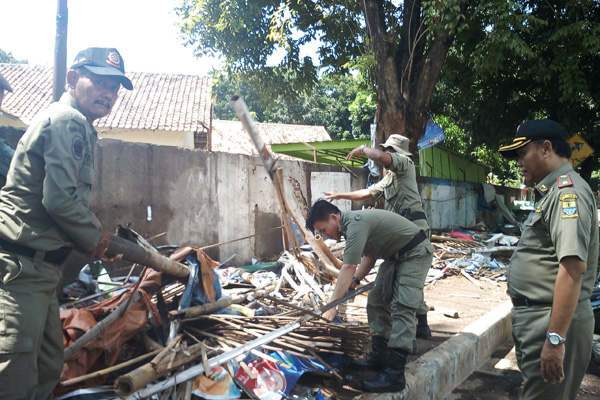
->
xmin=498 ymin=119 xmax=598 ymax=400
xmin=324 ymin=135 xmax=432 ymax=340
xmin=306 ymin=200 xmax=434 ymax=392
xmin=0 ymin=47 xmax=132 ymax=399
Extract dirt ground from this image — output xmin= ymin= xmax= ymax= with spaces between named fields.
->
xmin=302 ymin=274 xmax=600 ymax=399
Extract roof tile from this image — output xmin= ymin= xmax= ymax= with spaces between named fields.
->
xmin=0 ymin=64 xmax=212 ymax=132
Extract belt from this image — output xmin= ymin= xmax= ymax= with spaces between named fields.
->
xmin=0 ymin=237 xmax=72 ymax=265
xmin=511 ymin=296 xmax=552 ymax=307
xmin=391 ymin=230 xmax=427 ymax=260
xmin=398 ymin=209 xmax=427 ymax=222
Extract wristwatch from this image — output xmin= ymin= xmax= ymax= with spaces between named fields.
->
xmin=359 ymin=144 xmax=366 ymax=154
xmin=546 ymin=332 xmax=566 ymax=345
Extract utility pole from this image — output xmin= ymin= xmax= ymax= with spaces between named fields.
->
xmin=53 ymin=0 xmax=68 ymax=102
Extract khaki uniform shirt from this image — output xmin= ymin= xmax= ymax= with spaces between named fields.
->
xmin=0 ymin=92 xmax=102 ymax=253
xmin=339 ymin=209 xmax=434 ymax=265
xmin=507 ymin=162 xmax=599 ymax=303
xmin=367 ymin=153 xmax=429 ymax=231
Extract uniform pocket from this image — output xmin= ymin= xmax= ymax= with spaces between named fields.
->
xmin=78 ymin=165 xmax=94 ymax=185
xmin=0 ymin=292 xmax=34 ymax=353
xmin=0 ymin=249 xmax=23 ymax=284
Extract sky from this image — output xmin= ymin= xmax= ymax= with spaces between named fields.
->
xmin=1 ymin=0 xmax=221 ymax=76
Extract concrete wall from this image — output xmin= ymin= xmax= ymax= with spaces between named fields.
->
xmin=91 ymin=140 xmax=526 ymax=266
xmin=97 ymin=127 xmax=189 ymax=148
xmin=91 ymin=139 xmax=369 ymax=266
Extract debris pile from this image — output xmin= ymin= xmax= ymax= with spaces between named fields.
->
xmin=56 ymin=228 xmax=372 ymax=400
xmin=427 ymin=231 xmax=519 ymax=286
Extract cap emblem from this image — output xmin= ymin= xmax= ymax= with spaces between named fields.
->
xmin=106 ymin=51 xmax=121 ymax=68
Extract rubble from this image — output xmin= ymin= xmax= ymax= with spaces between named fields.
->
xmin=53 ymin=223 xmax=518 ymax=399
xmin=53 ymin=99 xmax=522 ymax=399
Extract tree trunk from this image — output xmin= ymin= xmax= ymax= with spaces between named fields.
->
xmin=361 ymin=0 xmax=469 ymax=153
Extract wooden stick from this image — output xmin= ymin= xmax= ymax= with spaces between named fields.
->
xmin=170 ymin=284 xmax=276 ymax=319
xmin=460 ymin=269 xmax=483 ymax=289
xmin=59 ymin=348 xmax=162 ymax=387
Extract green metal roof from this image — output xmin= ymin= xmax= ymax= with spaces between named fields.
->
xmin=272 ymin=139 xmax=490 ymax=184
xmin=271 ymin=139 xmax=370 ymax=168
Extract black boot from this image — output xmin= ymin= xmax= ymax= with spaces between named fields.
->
xmin=416 ymin=313 xmax=432 ymax=339
xmin=350 ymin=335 xmax=387 ymax=370
xmin=361 ymin=347 xmax=408 ymax=392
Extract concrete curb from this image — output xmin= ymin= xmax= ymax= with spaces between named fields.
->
xmin=361 ymin=299 xmax=513 ymax=400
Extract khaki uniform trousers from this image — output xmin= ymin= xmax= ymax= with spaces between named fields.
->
xmin=0 ymin=248 xmax=64 ymax=400
xmin=511 ymin=299 xmax=593 ymax=400
xmin=367 ymin=245 xmax=433 ymax=353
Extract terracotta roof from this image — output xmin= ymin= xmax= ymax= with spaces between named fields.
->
xmin=0 ymin=63 xmax=212 ymax=132
xmin=211 ymin=119 xmax=331 ymax=157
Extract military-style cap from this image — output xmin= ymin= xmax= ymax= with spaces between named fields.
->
xmin=0 ymin=72 xmax=13 ymax=93
xmin=70 ymin=47 xmax=133 ymax=90
xmin=379 ymin=134 xmax=412 ymax=156
xmin=498 ymin=119 xmax=567 ymax=159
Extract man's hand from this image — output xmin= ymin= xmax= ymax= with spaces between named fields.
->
xmin=90 ymin=227 xmax=123 ymax=262
xmin=540 ymin=340 xmax=565 ymax=384
xmin=322 ymin=307 xmax=337 ymax=321
xmin=346 ymin=147 xmax=364 ymax=161
xmin=323 ymin=191 xmax=340 ymax=201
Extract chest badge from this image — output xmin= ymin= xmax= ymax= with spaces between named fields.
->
xmin=71 ymin=136 xmax=84 ymax=161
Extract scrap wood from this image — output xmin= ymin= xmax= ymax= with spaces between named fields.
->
xmin=170 ymin=283 xmax=276 ymax=320
xmin=58 ymin=348 xmax=162 ymax=387
xmin=114 ymin=340 xmax=217 ymax=397
xmin=314 ymin=234 xmax=342 ymax=269
xmin=460 ymin=269 xmax=484 ymax=289
xmin=126 ymin=281 xmax=375 ymax=399
xmin=106 ymin=233 xmax=189 ymax=278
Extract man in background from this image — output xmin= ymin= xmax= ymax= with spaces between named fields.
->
xmin=324 ymin=134 xmax=433 ymax=341
xmin=498 ymin=119 xmax=598 ymax=400
xmin=0 ymin=47 xmax=131 ymax=399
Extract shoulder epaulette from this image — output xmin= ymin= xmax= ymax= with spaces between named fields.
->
xmin=557 ymin=174 xmax=573 ymax=188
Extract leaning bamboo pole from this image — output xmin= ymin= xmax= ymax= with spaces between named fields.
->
xmin=230 ymin=96 xmax=338 ymax=276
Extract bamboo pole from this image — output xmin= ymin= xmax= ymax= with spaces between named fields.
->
xmin=314 ymin=235 xmax=342 ymax=269
xmin=59 ymin=348 xmax=162 ymax=387
xmin=106 ymin=233 xmax=189 ymax=278
xmin=230 ymin=96 xmax=338 ymax=276
xmin=169 ymin=284 xmax=276 ymax=320
xmin=115 ymin=341 xmax=215 ymax=397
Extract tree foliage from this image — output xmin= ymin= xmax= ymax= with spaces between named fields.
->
xmin=176 ymin=0 xmax=472 ymax=150
xmin=212 ymin=70 xmax=376 ymax=140
xmin=0 ymin=49 xmax=26 ymax=64
xmin=432 ymin=0 xmax=600 ymax=179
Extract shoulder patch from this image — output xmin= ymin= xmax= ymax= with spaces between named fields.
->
xmin=354 ymin=214 xmax=362 ymax=221
xmin=557 ymin=174 xmax=573 ymax=188
xmin=559 ymin=193 xmax=577 ymax=201
xmin=72 ymin=136 xmax=84 ymax=161
xmin=561 ymin=198 xmax=578 ymax=219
